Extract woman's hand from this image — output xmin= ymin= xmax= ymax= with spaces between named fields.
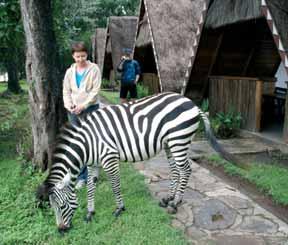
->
xmin=71 ymin=105 xmax=85 ymax=115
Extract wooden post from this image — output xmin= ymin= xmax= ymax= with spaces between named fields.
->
xmin=201 ymin=32 xmax=224 ymax=100
xmin=283 ymin=81 xmax=288 ymax=142
xmin=255 ymin=80 xmax=263 ymax=132
xmin=241 ymin=47 xmax=255 ymax=76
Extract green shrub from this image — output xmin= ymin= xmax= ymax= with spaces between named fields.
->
xmin=213 ymin=110 xmax=242 ymax=139
xmin=201 ymin=98 xmax=209 ymax=112
xmin=137 ymin=84 xmax=150 ymax=99
xmin=101 ymin=79 xmax=113 ymax=89
xmin=195 ymin=100 xmax=242 ymax=139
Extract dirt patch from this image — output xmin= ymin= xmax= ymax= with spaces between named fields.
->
xmin=195 ymin=158 xmax=288 ymax=224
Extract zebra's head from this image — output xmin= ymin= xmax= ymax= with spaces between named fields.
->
xmin=37 ymin=171 xmax=78 ymax=233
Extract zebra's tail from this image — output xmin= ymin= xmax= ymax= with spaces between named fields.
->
xmin=198 ymin=109 xmax=243 ymax=167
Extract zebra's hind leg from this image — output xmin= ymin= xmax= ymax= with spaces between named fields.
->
xmin=103 ymin=161 xmax=125 ymax=217
xmin=159 ymin=145 xmax=179 ymax=208
xmin=85 ymin=165 xmax=100 ymax=222
xmin=167 ymin=158 xmax=192 ymax=214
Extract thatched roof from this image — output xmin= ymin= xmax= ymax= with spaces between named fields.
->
xmin=109 ymin=16 xmax=138 ymax=73
xmin=205 ymin=0 xmax=262 ymax=29
xmin=205 ymin=0 xmax=288 ymax=52
xmin=94 ymin=28 xmax=106 ymax=75
xmin=266 ymin=0 xmax=288 ymax=53
xmin=135 ymin=13 xmax=151 ymax=47
xmin=137 ymin=0 xmax=206 ymax=92
xmin=183 ymin=0 xmax=288 ymax=99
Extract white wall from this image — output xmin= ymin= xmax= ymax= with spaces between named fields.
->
xmin=0 ymin=73 xmax=8 ymax=82
xmin=275 ymin=62 xmax=288 ymax=88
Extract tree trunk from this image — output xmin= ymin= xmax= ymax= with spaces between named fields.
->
xmin=20 ymin=0 xmax=65 ymax=171
xmin=6 ymin=48 xmax=22 ymax=94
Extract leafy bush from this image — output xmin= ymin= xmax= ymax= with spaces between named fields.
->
xmin=195 ymin=100 xmax=242 ymax=140
xmin=201 ymin=98 xmax=209 ymax=112
xmin=213 ymin=110 xmax=242 ymax=139
xmin=101 ymin=79 xmax=113 ymax=89
xmin=137 ymin=84 xmax=150 ymax=99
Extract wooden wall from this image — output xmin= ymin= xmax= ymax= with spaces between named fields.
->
xmin=209 ymin=76 xmax=270 ymax=132
xmin=141 ymin=73 xmax=159 ymax=94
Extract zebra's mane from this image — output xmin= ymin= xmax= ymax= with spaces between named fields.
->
xmin=50 ymin=123 xmax=80 ymax=159
xmin=48 ymin=122 xmax=85 ymax=179
xmin=37 ymin=123 xmax=83 ymax=204
xmin=77 ymin=109 xmax=98 ymax=125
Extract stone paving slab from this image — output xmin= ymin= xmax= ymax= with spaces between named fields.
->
xmin=134 ymin=150 xmax=288 ymax=244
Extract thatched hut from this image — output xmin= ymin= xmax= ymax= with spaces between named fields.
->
xmin=92 ymin=28 xmax=107 ymax=76
xmin=182 ymin=0 xmax=288 ymax=140
xmin=102 ymin=16 xmax=138 ymax=83
xmin=134 ymin=0 xmax=206 ymax=94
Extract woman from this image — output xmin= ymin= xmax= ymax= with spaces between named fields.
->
xmin=63 ymin=41 xmax=101 ymax=189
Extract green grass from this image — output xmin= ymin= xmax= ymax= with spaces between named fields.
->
xmin=100 ymin=90 xmax=120 ymax=104
xmin=0 ymin=160 xmax=187 ymax=244
xmin=207 ymin=155 xmax=288 ymax=205
xmin=0 ymin=83 xmax=187 ymax=244
xmin=99 ymin=86 xmax=151 ymax=105
xmin=0 ymin=80 xmax=28 ymax=93
xmin=0 ymin=82 xmax=6 ymax=93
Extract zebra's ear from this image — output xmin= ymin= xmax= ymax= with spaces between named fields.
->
xmin=56 ymin=170 xmax=71 ymax=190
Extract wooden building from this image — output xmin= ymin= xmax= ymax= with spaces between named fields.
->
xmin=92 ymin=28 xmax=107 ymax=77
xmin=102 ymin=16 xmax=138 ymax=83
xmin=134 ymin=0 xmax=205 ymax=94
xmin=182 ymin=0 xmax=288 ymax=140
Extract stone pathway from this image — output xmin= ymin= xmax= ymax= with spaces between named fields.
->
xmin=134 ymin=140 xmax=288 ymax=245
xmin=99 ymin=98 xmax=288 ymax=244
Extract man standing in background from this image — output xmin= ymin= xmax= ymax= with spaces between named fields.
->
xmin=117 ymin=48 xmax=141 ymax=103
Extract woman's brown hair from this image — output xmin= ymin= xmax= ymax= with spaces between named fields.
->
xmin=71 ymin=42 xmax=88 ymax=54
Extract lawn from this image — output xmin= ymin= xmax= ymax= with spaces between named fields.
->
xmin=100 ymin=90 xmax=120 ymax=105
xmin=0 ymin=80 xmax=28 ymax=93
xmin=206 ymin=155 xmax=288 ymax=206
xmin=0 ymin=84 xmax=187 ymax=244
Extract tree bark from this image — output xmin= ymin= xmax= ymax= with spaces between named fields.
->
xmin=20 ymin=0 xmax=65 ymax=171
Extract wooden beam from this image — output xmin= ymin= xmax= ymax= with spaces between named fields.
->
xmin=241 ymin=46 xmax=256 ymax=76
xmin=200 ymin=31 xmax=224 ymax=100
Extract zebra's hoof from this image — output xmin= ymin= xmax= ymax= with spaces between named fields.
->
xmin=84 ymin=211 xmax=95 ymax=222
xmin=93 ymin=176 xmax=98 ymax=184
xmin=113 ymin=206 xmax=126 ymax=217
xmin=159 ymin=196 xmax=174 ymax=208
xmin=167 ymin=203 xmax=178 ymax=214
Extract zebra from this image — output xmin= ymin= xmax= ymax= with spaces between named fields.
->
xmin=36 ymin=92 xmax=235 ymax=233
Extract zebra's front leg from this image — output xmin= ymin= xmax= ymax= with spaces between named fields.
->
xmin=103 ymin=161 xmax=125 ymax=217
xmin=167 ymin=159 xmax=192 ymax=214
xmin=85 ymin=166 xmax=100 ymax=222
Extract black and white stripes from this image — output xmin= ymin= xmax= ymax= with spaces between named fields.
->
xmin=37 ymin=92 xmax=233 ymax=231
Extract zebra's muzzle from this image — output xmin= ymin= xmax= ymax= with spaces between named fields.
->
xmin=58 ymin=224 xmax=71 ymax=234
